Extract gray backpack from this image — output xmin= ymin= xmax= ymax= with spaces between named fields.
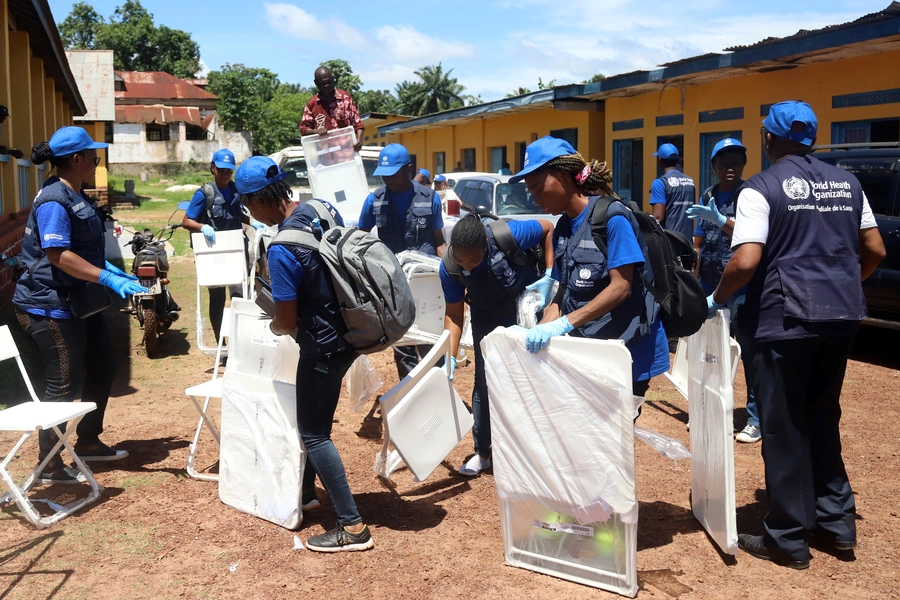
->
xmin=271 ymin=200 xmax=416 ymax=354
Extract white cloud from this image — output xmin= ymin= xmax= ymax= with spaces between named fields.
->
xmin=264 ymin=3 xmax=367 ymax=50
xmin=197 ymin=58 xmax=210 ymax=78
xmin=374 ymin=25 xmax=476 ymax=63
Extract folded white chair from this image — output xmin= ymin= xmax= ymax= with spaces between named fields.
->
xmin=184 ymin=307 xmax=231 ymax=482
xmin=0 ymin=325 xmax=102 ymax=528
xmin=192 ymin=229 xmax=247 ymax=356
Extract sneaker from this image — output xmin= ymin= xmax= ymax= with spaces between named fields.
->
xmin=302 ymin=492 xmax=321 ymax=511
xmin=736 ymin=424 xmax=762 ymax=443
xmin=73 ymin=441 xmax=129 ymax=462
xmin=459 ymin=455 xmax=491 ymax=477
xmin=738 ymin=534 xmax=809 ymax=570
xmin=37 ymin=464 xmax=87 ymax=485
xmin=306 ymin=525 xmax=374 ymax=553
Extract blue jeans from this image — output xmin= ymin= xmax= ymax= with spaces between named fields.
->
xmin=737 ymin=333 xmax=759 ymax=428
xmin=295 ymin=348 xmax=361 ymax=526
xmin=470 ymin=314 xmax=516 ymax=458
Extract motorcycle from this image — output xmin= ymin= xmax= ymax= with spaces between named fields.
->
xmin=121 ymin=208 xmax=184 ymax=356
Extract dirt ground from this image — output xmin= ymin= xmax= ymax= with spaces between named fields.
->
xmin=1 ymin=254 xmax=899 ymax=599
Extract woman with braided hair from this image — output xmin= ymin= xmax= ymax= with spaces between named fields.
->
xmin=440 ymin=213 xmax=556 ymax=475
xmin=510 ymin=136 xmax=669 ymax=401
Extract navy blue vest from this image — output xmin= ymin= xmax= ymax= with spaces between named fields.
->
xmin=13 ymin=177 xmax=106 ymax=313
xmin=555 ymin=196 xmax=656 ymax=346
xmin=205 ymin=181 xmax=243 ymax=231
xmin=658 ymin=170 xmax=696 ymax=241
xmin=697 ymin=184 xmax=737 ymax=288
xmin=738 ymin=154 xmax=866 ymax=342
xmin=276 ymin=205 xmax=350 ymax=356
xmin=372 ymin=181 xmax=437 ymax=256
xmin=450 ymin=228 xmax=540 ymax=323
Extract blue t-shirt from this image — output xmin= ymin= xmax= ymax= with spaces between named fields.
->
xmin=439 ymin=220 xmax=545 ymax=304
xmin=30 ymin=202 xmax=76 ymax=318
xmin=185 ymin=184 xmax=237 ymax=222
xmin=649 ymin=178 xmax=667 ymax=206
xmin=358 ymin=187 xmax=444 ymax=231
xmin=268 ymin=245 xmax=305 ymax=302
xmin=693 ymin=189 xmax=734 ymax=237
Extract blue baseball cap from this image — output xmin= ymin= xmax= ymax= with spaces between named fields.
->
xmin=710 ymin=138 xmax=746 ymax=161
xmin=234 ymin=156 xmax=289 ymax=194
xmin=417 ymin=168 xmax=431 ymax=179
xmin=48 ymin=126 xmax=108 ymax=157
xmin=212 ymin=148 xmax=236 ymax=170
xmin=509 ymin=136 xmax=576 ymax=183
xmin=434 ymin=174 xmax=446 ymax=182
xmin=763 ymin=101 xmax=817 ymax=146
xmin=653 ymin=143 xmax=680 ymax=159
xmin=373 ymin=143 xmax=410 ymax=176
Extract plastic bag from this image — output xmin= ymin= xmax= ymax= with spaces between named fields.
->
xmin=516 ymin=282 xmax=560 ymax=328
xmin=373 ymin=448 xmax=403 ymax=479
xmin=345 ymin=355 xmax=383 ymax=413
xmin=634 ymin=426 xmax=692 ymax=461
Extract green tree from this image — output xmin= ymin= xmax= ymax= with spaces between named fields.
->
xmin=505 ymin=87 xmax=532 ymax=98
xmin=255 ymin=88 xmax=313 ymax=155
xmin=207 ymin=64 xmax=280 ymax=133
xmin=60 ymin=0 xmax=201 ymax=78
xmin=356 ymin=89 xmax=398 ymax=114
xmin=537 ymin=77 xmax=556 ymax=90
xmin=319 ymin=59 xmax=362 ymax=97
xmin=58 ymin=1 xmax=103 ymax=49
xmin=583 ymin=73 xmax=606 ymax=84
xmin=396 ymin=64 xmax=465 ymax=116
xmin=463 ymin=94 xmax=483 ymax=107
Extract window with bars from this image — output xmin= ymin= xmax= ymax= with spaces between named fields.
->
xmin=146 ymin=122 xmax=170 ymax=142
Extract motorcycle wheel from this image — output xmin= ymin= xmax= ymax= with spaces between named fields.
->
xmin=142 ymin=308 xmax=158 ymax=357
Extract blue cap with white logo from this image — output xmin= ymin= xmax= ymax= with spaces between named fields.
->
xmin=509 ymin=136 xmax=577 ymax=183
xmin=48 ymin=126 xmax=108 ymax=157
xmin=417 ymin=168 xmax=431 ymax=179
xmin=373 ymin=143 xmax=410 ymax=176
xmin=212 ymin=148 xmax=236 ymax=170
xmin=653 ymin=143 xmax=680 ymax=160
xmin=434 ymin=174 xmax=446 ymax=182
xmin=763 ymin=101 xmax=818 ymax=146
xmin=710 ymin=138 xmax=746 ymax=161
xmin=234 ymin=156 xmax=289 ymax=194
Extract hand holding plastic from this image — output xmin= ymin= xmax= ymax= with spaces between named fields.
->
xmin=250 ymin=219 xmax=267 ymax=232
xmin=200 ymin=224 xmax=216 ymax=243
xmin=449 ymin=356 xmax=456 ymax=381
xmin=104 ymin=260 xmax=138 ymax=281
xmin=706 ymin=294 xmax=725 ymax=319
xmin=525 ymin=268 xmax=556 ymax=308
xmin=98 ymin=269 xmax=150 ymax=298
xmin=686 ymin=197 xmax=728 ymax=228
xmin=525 ymin=315 xmax=573 ymax=353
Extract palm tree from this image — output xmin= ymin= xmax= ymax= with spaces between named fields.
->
xmin=394 ymin=80 xmax=426 ymax=116
xmin=400 ymin=64 xmax=465 ymax=116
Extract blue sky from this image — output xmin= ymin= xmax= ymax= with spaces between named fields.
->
xmin=49 ymin=0 xmax=890 ymax=102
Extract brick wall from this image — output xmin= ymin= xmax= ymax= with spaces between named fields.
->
xmin=0 ymin=208 xmax=30 ymax=310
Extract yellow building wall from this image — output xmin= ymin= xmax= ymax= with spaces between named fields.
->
xmin=0 ymin=1 xmax=13 ymax=214
xmin=84 ymin=121 xmax=108 ymax=188
xmin=390 ymin=106 xmax=605 ymax=176
xmin=606 ymin=47 xmax=900 ymax=195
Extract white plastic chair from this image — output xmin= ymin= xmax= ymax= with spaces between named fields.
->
xmin=0 ymin=325 xmax=102 ymax=528
xmin=192 ymin=229 xmax=248 ymax=356
xmin=183 ymin=307 xmax=231 ymax=481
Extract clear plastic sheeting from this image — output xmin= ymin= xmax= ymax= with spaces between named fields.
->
xmin=345 ymin=355 xmax=383 ymax=413
xmin=373 ymin=448 xmax=403 ymax=479
xmin=664 ymin=338 xmax=689 ymax=400
xmin=516 ymin=283 xmax=560 ymax=328
xmin=219 ymin=372 xmax=306 ymax=530
xmin=687 ymin=310 xmax=739 ymax=556
xmin=483 ymin=328 xmax=638 ymax=598
xmin=301 ymin=126 xmax=369 ymax=226
xmin=634 ymin=426 xmax=692 ymax=462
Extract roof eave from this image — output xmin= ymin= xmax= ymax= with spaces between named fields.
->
xmin=30 ymin=0 xmax=87 ymax=115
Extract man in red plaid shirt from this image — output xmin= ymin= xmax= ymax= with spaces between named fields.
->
xmin=300 ymin=66 xmax=365 ymax=152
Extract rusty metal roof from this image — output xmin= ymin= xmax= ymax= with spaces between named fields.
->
xmin=115 ymin=105 xmax=206 ymax=126
xmin=115 ymin=71 xmax=218 ymax=102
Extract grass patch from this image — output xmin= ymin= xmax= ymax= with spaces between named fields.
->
xmin=119 ymin=472 xmax=168 ymax=490
xmin=55 ymin=520 xmax=162 ymax=565
xmin=108 ymin=173 xmax=207 ymax=209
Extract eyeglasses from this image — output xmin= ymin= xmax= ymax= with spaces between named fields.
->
xmin=80 ymin=152 xmax=101 ymax=166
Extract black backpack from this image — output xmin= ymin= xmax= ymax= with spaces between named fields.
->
xmin=591 ymin=197 xmax=707 ymax=339
xmin=443 ymin=219 xmax=542 ymax=287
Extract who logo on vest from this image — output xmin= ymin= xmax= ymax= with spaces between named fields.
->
xmin=782 ymin=177 xmax=811 ymax=200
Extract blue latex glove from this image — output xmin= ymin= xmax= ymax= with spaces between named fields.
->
xmin=726 ymin=294 xmax=746 ymax=318
xmin=448 ymin=356 xmax=456 ymax=381
xmin=104 ymin=260 xmax=138 ymax=281
xmin=99 ymin=269 xmax=150 ymax=299
xmin=200 ymin=224 xmax=216 ymax=244
xmin=250 ymin=219 xmax=266 ymax=232
xmin=525 ymin=268 xmax=556 ymax=309
xmin=525 ymin=315 xmax=573 ymax=353
xmin=686 ymin=197 xmax=728 ymax=228
xmin=706 ymin=293 xmax=725 ymax=319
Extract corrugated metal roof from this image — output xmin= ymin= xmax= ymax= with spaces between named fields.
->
xmin=115 ymin=105 xmax=206 ymax=126
xmin=115 ymin=71 xmax=218 ymax=101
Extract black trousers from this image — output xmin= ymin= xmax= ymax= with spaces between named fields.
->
xmin=208 ymin=285 xmax=242 ymax=342
xmin=392 ymin=344 xmax=434 ymax=380
xmin=752 ymin=333 xmax=857 ymax=560
xmin=15 ymin=308 xmax=117 ymax=466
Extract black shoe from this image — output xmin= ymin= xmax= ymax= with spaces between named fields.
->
xmin=37 ymin=464 xmax=87 ymax=485
xmin=73 ymin=441 xmax=129 ymax=462
xmin=809 ymin=526 xmax=857 ymax=551
xmin=306 ymin=525 xmax=374 ymax=553
xmin=738 ymin=534 xmax=810 ymax=570
xmin=302 ymin=491 xmax=320 ymax=511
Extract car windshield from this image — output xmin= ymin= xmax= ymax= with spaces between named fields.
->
xmin=281 ymin=157 xmax=309 ymax=187
xmin=363 ymin=158 xmax=380 ymax=187
xmin=495 ymin=182 xmax=542 ymax=215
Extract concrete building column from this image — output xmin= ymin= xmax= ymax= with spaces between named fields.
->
xmin=8 ymin=31 xmax=32 ymax=211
